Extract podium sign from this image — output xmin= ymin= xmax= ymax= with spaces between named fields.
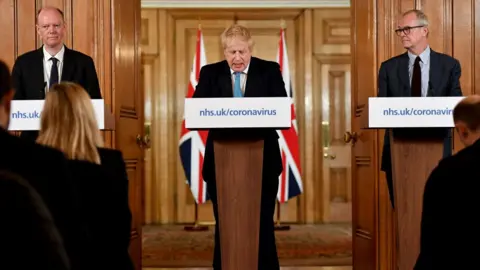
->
xmin=8 ymin=99 xmax=105 ymax=131
xmin=368 ymin=96 xmax=464 ymax=128
xmin=184 ymin=97 xmax=291 ymax=129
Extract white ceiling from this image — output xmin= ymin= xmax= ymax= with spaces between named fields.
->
xmin=141 ymin=0 xmax=350 ymax=8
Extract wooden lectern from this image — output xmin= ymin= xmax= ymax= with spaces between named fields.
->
xmin=214 ymin=139 xmax=264 ymax=269
xmin=366 ymin=96 xmax=463 ymax=270
xmin=184 ymin=97 xmax=291 ymax=270
xmin=389 ymin=129 xmax=444 ymax=270
xmin=103 ymin=103 xmax=116 ymax=130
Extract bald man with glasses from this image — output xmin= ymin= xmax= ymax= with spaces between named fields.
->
xmin=377 ymin=9 xmax=463 ymax=208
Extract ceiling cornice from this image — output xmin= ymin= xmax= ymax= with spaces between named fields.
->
xmin=141 ymin=0 xmax=350 ymax=8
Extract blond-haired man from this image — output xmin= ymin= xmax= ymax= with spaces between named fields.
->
xmin=193 ymin=24 xmax=287 ymax=269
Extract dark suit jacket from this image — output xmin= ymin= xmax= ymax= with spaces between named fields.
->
xmin=0 ymin=170 xmax=70 ymax=270
xmin=192 ymin=57 xmax=287 ymax=182
xmin=0 ymin=128 xmax=91 ymax=270
xmin=414 ymin=138 xmax=480 ymax=270
xmin=67 ymin=148 xmax=133 ymax=269
xmin=12 ymin=45 xmax=102 ymax=100
xmin=378 ymin=49 xmax=462 ymax=205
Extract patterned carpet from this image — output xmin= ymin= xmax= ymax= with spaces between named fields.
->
xmin=142 ymin=224 xmax=352 ymax=267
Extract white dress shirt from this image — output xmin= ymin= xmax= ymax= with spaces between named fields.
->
xmin=43 ymin=45 xmax=65 ymax=91
xmin=230 ymin=63 xmax=250 ymax=95
xmin=407 ymin=46 xmax=430 ymax=97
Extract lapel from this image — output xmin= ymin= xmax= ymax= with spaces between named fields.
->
xmin=61 ymin=46 xmax=75 ymax=81
xmin=244 ymin=57 xmax=260 ymax=97
xmin=428 ymin=49 xmax=440 ymax=96
xmin=219 ymin=60 xmax=233 ymax=97
xmin=397 ymin=52 xmax=411 ymax=97
xmin=33 ymin=48 xmax=45 ymax=92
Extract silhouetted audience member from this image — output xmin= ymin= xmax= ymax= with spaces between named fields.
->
xmin=0 ymin=59 xmax=91 ymax=270
xmin=37 ymin=82 xmax=133 ymax=269
xmin=415 ymin=95 xmax=480 ymax=269
xmin=0 ymin=170 xmax=70 ymax=270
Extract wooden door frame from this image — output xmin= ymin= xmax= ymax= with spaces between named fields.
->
xmin=141 ymin=0 xmax=350 ymax=8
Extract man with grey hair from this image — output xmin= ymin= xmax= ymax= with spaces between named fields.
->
xmin=193 ymin=24 xmax=287 ymax=270
xmin=378 ymin=9 xmax=463 ymax=208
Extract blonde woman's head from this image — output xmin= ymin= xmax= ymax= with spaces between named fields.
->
xmin=221 ymin=24 xmax=253 ymax=72
xmin=37 ymin=82 xmax=103 ymax=164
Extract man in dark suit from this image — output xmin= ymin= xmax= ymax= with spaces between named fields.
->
xmin=378 ymin=9 xmax=462 ymax=207
xmin=414 ymin=95 xmax=480 ymax=269
xmin=193 ymin=24 xmax=287 ymax=270
xmin=12 ymin=6 xmax=102 ymax=141
xmin=0 ymin=59 xmax=92 ymax=269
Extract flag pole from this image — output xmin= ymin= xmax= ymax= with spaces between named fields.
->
xmin=184 ymin=202 xmax=209 ymax=231
xmin=274 ymin=201 xmax=290 ymax=231
xmin=183 ymin=21 xmax=214 ymax=231
xmin=274 ymin=18 xmax=290 ymax=232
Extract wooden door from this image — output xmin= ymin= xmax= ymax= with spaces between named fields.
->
xmin=112 ymin=0 xmax=144 ymax=269
xmin=351 ymin=0 xmax=403 ymax=268
xmin=313 ymin=8 xmax=352 ymax=223
xmin=351 ymin=0 xmax=411 ymax=268
xmin=350 ymin=1 xmax=378 ymax=269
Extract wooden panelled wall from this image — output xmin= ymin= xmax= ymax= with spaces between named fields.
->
xmin=0 ymin=1 xmax=144 ymax=269
xmin=141 ymin=8 xmax=352 ymax=224
xmin=352 ymin=0 xmax=480 ymax=269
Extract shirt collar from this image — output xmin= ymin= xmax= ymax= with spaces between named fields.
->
xmin=43 ymin=44 xmax=65 ymax=63
xmin=408 ymin=45 xmax=430 ymax=65
xmin=230 ymin=62 xmax=250 ymax=75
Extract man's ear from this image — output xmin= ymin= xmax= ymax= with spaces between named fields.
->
xmin=423 ymin=27 xmax=429 ymax=36
xmin=455 ymin=122 xmax=469 ymax=138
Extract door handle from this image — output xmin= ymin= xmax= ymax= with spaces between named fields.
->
xmin=143 ymin=134 xmax=151 ymax=148
xmin=136 ymin=134 xmax=143 ymax=147
xmin=136 ymin=134 xmax=151 ymax=148
xmin=323 ymin=153 xmax=336 ymax=159
xmin=344 ymin=131 xmax=358 ymax=144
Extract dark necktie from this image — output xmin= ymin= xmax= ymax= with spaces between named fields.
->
xmin=411 ymin=56 xmax=421 ymax=97
xmin=49 ymin=57 xmax=59 ymax=89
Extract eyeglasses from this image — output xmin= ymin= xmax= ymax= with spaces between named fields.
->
xmin=395 ymin=25 xmax=425 ymax=36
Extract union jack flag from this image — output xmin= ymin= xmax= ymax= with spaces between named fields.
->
xmin=178 ymin=27 xmax=210 ymax=204
xmin=276 ymin=27 xmax=303 ymax=203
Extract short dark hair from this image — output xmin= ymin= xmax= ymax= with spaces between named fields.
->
xmin=0 ymin=60 xmax=12 ymax=101
xmin=36 ymin=7 xmax=65 ymax=24
xmin=453 ymin=96 xmax=480 ymax=131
